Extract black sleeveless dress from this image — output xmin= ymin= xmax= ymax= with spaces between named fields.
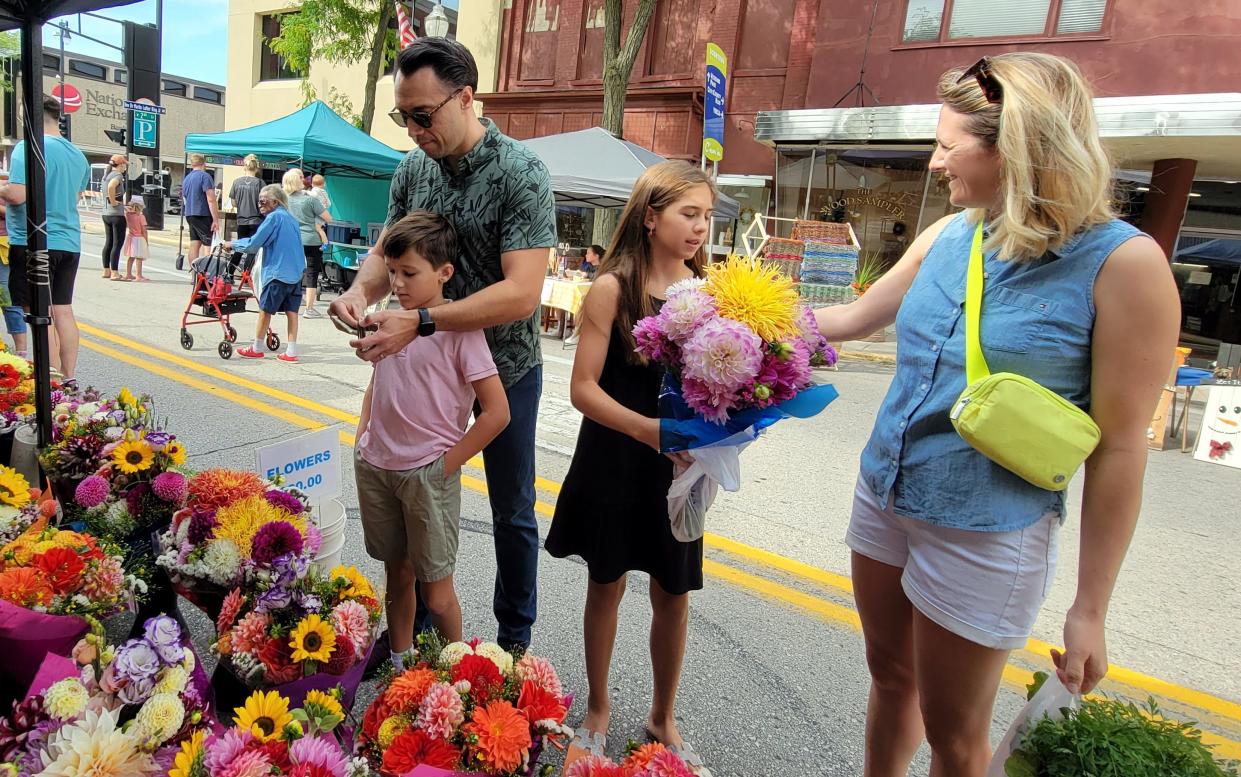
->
xmin=545 ymin=304 xmax=705 ymax=595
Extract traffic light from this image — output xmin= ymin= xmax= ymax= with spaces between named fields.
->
xmin=104 ymin=127 xmax=126 ymax=146
xmin=57 ymin=113 xmax=70 ymax=139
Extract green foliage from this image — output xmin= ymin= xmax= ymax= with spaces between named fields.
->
xmin=1006 ymin=684 xmax=1240 ymax=777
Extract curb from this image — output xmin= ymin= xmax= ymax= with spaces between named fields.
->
xmin=81 ymin=219 xmax=184 ymax=249
xmin=840 ymin=351 xmax=896 ymax=365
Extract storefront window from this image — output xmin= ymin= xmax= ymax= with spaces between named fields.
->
xmin=710 ymin=179 xmax=771 ymax=257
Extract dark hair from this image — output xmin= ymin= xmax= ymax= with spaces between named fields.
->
xmin=589 ymin=244 xmax=605 ymax=258
xmin=395 ymin=37 xmax=478 ymax=92
xmin=42 ymin=97 xmax=61 ymax=120
xmin=382 ymin=210 xmax=458 ymax=269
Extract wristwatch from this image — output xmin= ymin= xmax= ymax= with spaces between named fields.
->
xmin=416 ymin=307 xmax=436 ymax=337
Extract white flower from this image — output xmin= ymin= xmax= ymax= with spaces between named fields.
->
xmin=132 ymin=693 xmax=184 ymax=744
xmin=201 ymin=540 xmax=241 ymax=585
xmin=474 ymin=642 xmax=514 ymax=674
xmin=153 ymin=666 xmax=188 ymax=695
xmin=43 ymin=678 xmax=89 ymax=720
xmin=37 ymin=707 xmax=157 ymax=776
xmin=104 ymin=427 xmax=125 ymax=440
xmin=666 ymin=277 xmax=706 ymax=297
xmin=348 ymin=756 xmax=374 ymax=777
xmin=75 ymin=402 xmax=101 ymax=418
xmin=180 ymin=649 xmax=196 ymax=674
xmin=438 ymin=642 xmax=474 ymax=667
xmin=71 ymin=594 xmax=90 ymax=607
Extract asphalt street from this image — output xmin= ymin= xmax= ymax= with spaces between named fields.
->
xmin=62 ymin=223 xmax=1241 ymax=773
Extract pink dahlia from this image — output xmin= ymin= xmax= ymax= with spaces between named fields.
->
xmin=231 ymin=611 xmax=272 ymax=655
xmin=289 ymin=735 xmax=349 ymax=777
xmin=303 ymin=522 xmax=322 ymax=557
xmin=660 ymin=289 xmax=717 ymax=343
xmin=515 ymin=654 xmax=563 ymax=698
xmin=681 ymin=317 xmax=764 ymax=397
xmin=217 ymin=588 xmax=245 ymax=633
xmin=263 ymin=488 xmax=305 ymax=516
xmin=205 ymin=728 xmax=255 ymax=772
xmin=250 ymin=521 xmax=304 ymax=566
xmin=79 ymin=555 xmax=124 ymax=600
xmin=632 ymin=315 xmax=677 ymax=365
xmin=152 ymin=471 xmax=188 ymax=503
xmin=636 ymin=750 xmax=696 ymax=777
xmin=217 ymin=749 xmax=273 ymax=777
xmin=329 ymin=599 xmax=370 ymax=654
xmin=680 ymin=376 xmax=737 ymax=425
xmin=74 ymin=475 xmax=110 ymax=508
xmin=565 ymin=754 xmax=626 ymax=777
xmin=416 ymin=681 xmax=465 ymax=740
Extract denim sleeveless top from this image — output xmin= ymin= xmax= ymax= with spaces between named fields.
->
xmin=859 ymin=213 xmax=1142 ymax=532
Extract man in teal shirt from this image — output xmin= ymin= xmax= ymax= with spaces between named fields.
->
xmin=0 ymin=97 xmax=90 ymax=381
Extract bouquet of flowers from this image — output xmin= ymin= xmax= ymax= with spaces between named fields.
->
xmin=0 ymin=353 xmax=36 ymax=431
xmin=631 ymin=256 xmax=840 ymax=541
xmin=156 ymin=469 xmax=320 ymax=618
xmin=357 ymin=635 xmax=573 ymax=777
xmin=0 ymin=466 xmax=55 ymax=546
xmin=186 ymin=687 xmax=372 ymax=777
xmin=565 ymin=743 xmax=701 ymax=777
xmin=212 ymin=564 xmax=382 ymax=710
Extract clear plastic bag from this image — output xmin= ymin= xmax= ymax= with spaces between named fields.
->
xmin=665 ymin=440 xmax=751 ymax=543
xmin=986 ymin=673 xmax=1080 ymax=777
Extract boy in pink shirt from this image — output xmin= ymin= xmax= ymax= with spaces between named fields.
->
xmin=355 ymin=211 xmax=510 ymax=666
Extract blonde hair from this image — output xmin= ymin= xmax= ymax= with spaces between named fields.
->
xmin=282 ymin=168 xmax=305 ymax=194
xmin=188 ymin=153 xmax=206 ymax=166
xmin=938 ymin=52 xmax=1114 ymax=261
xmin=312 ymin=174 xmax=325 ymax=187
xmin=243 ymin=154 xmax=261 ymax=175
xmin=260 ymin=184 xmax=287 ymax=207
xmin=601 ymin=160 xmax=716 ymax=363
xmin=126 ymin=199 xmax=144 ymax=211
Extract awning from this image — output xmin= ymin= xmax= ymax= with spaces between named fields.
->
xmin=755 ymin=93 xmax=1241 ymax=179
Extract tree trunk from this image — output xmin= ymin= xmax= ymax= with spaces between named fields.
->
xmin=593 ymin=0 xmax=657 ymax=246
xmin=360 ymin=0 xmax=395 ymax=133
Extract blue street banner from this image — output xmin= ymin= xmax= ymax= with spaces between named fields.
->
xmin=703 ymin=43 xmax=727 ymax=163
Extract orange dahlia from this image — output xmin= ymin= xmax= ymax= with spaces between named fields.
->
xmin=0 ymin=567 xmax=54 ymax=607
xmin=32 ymin=547 xmax=85 ymax=595
xmin=465 ymin=700 xmax=532 ymax=774
xmin=623 ymin=742 xmax=670 ymax=771
xmin=187 ymin=469 xmax=266 ymax=510
xmin=383 ymin=667 xmax=439 ymax=715
xmin=516 ymin=679 xmax=566 ymax=726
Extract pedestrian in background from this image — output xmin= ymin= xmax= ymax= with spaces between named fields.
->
xmin=308 ymin=173 xmax=331 ymax=245
xmin=546 ymin=161 xmax=714 ymax=776
xmin=123 ymin=200 xmax=150 ymax=282
xmin=100 ymin=153 xmax=128 ymax=281
xmin=182 ymin=153 xmax=220 ymax=267
xmin=283 ymin=168 xmax=332 ymax=319
xmin=814 ymin=52 xmax=1180 ymax=777
xmin=0 ymin=171 xmax=27 ymax=357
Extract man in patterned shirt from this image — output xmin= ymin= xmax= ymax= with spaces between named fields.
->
xmin=329 ymin=38 xmax=556 ymax=651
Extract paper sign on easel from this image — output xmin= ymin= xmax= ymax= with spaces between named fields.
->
xmin=1192 ymin=383 xmax=1241 ymax=469
xmin=256 ymin=427 xmax=341 ymax=504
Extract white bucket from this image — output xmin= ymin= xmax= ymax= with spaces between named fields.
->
xmin=312 ymin=498 xmax=347 ymax=572
xmin=10 ymin=426 xmax=39 ymax=487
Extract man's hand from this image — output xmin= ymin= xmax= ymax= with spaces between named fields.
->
xmin=349 ymin=308 xmax=419 ymax=362
xmin=328 ymin=290 xmax=369 ymax=330
xmin=210 ymin=220 xmax=219 ymax=235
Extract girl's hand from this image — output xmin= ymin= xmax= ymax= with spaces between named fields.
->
xmin=665 ymin=450 xmax=694 ymax=475
xmin=1051 ymin=608 xmax=1108 ymax=695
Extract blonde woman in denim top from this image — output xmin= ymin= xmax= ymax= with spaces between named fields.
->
xmin=815 ymin=52 xmax=1180 ymax=777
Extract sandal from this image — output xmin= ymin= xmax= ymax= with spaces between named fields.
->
xmin=561 ymin=727 xmax=606 ymax=774
xmin=645 ymin=729 xmax=713 ymax=777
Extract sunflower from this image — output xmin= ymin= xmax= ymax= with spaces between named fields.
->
xmin=289 ymin=614 xmax=336 ymax=663
xmin=234 ymin=690 xmax=293 ymax=743
xmin=0 ymin=466 xmax=32 ymax=509
xmin=117 ymin=387 xmax=137 ymax=409
xmin=164 ymin=440 xmax=188 ymax=466
xmin=330 ymin=564 xmax=376 ymax=600
xmin=168 ymin=729 xmax=205 ymax=777
xmin=704 ymin=254 xmax=801 ymax=342
xmin=13 ymin=403 xmax=34 ymax=416
xmin=302 ymin=689 xmax=344 ymax=721
xmin=112 ymin=438 xmax=155 ymax=474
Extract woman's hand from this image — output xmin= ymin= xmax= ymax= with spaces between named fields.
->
xmin=1051 ymin=608 xmax=1108 ymax=694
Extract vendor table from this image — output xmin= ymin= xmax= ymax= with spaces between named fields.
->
xmin=541 ymin=277 xmax=592 ymax=339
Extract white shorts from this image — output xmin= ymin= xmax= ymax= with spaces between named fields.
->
xmin=846 ymin=479 xmax=1059 ymax=650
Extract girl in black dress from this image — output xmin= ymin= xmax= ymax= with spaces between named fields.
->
xmin=547 ymin=160 xmax=716 ymax=775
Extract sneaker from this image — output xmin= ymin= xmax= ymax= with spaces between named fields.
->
xmin=277 ymin=353 xmax=299 ymax=363
xmin=237 ymin=347 xmax=264 ymax=359
xmin=303 ymin=307 xmax=323 ymax=319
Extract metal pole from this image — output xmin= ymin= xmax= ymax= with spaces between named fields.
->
xmin=802 ymin=148 xmax=816 ymax=220
xmin=19 ymin=20 xmax=53 ymax=449
xmin=57 ymin=26 xmax=66 ymax=139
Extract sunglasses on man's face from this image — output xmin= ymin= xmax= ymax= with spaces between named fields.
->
xmin=958 ymin=57 xmax=1003 ymax=104
xmin=388 ymin=88 xmax=464 ymax=130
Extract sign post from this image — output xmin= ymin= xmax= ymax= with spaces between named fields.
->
xmin=255 ymin=428 xmax=342 ymax=505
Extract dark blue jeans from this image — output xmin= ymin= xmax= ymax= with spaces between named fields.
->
xmin=415 ymin=365 xmax=542 ymax=647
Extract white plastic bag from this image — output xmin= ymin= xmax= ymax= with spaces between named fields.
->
xmin=665 ymin=439 xmax=752 ymax=543
xmin=986 ymin=673 xmax=1080 ymax=777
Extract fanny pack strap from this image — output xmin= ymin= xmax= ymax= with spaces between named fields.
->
xmin=964 ymin=220 xmax=991 ymax=385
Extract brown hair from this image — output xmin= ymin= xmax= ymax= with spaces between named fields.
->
xmin=938 ymin=52 xmax=1114 ymax=261
xmin=382 ymin=210 xmax=458 ymax=269
xmin=599 ymin=160 xmax=715 ymax=362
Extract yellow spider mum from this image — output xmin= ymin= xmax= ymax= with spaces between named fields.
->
xmin=303 ymin=689 xmax=344 ymax=720
xmin=233 ymin=690 xmax=293 ymax=743
xmin=703 ymin=254 xmax=801 ymax=342
xmin=214 ymin=496 xmax=307 ymax=558
xmin=164 ymin=441 xmax=188 ymax=466
xmin=330 ymin=565 xmax=376 ymax=600
xmin=289 ymin=614 xmax=336 ymax=663
xmin=112 ymin=438 xmax=155 ymax=474
xmin=168 ymin=729 xmax=205 ymax=777
xmin=0 ymin=466 xmax=31 ymax=509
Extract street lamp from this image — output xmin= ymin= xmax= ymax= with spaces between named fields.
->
xmin=423 ymin=2 xmax=450 ymax=37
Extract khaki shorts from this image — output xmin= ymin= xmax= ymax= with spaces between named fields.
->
xmin=355 ymin=451 xmax=461 ymax=582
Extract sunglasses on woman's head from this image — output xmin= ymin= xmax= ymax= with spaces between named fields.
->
xmin=388 ymin=88 xmax=464 ymax=129
xmin=958 ymin=57 xmax=1003 ymax=105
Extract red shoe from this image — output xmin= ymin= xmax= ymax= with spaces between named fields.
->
xmin=237 ymin=347 xmax=264 ymax=358
xmin=277 ymin=353 xmax=299 ymax=364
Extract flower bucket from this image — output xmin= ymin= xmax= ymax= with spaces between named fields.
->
xmin=9 ymin=425 xmax=38 ymax=488
xmin=312 ymin=498 xmax=347 ymax=572
xmin=211 ymin=639 xmax=374 ymax=715
xmin=0 ymin=600 xmax=88 ymax=708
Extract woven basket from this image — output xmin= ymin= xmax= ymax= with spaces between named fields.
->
xmin=792 ymin=220 xmax=855 ymax=245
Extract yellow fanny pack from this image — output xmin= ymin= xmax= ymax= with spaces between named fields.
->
xmin=949 ymin=222 xmax=1100 ymax=491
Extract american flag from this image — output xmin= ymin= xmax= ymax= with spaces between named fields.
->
xmin=395 ymin=1 xmax=417 ymax=48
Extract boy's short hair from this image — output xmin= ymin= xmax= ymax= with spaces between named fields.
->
xmin=382 ymin=211 xmax=457 ymax=269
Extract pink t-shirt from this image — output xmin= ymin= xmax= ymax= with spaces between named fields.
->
xmin=358 ymin=328 xmax=498 ymax=471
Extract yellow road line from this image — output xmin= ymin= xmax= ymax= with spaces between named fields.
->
xmin=80 ymin=327 xmax=1241 ymax=733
